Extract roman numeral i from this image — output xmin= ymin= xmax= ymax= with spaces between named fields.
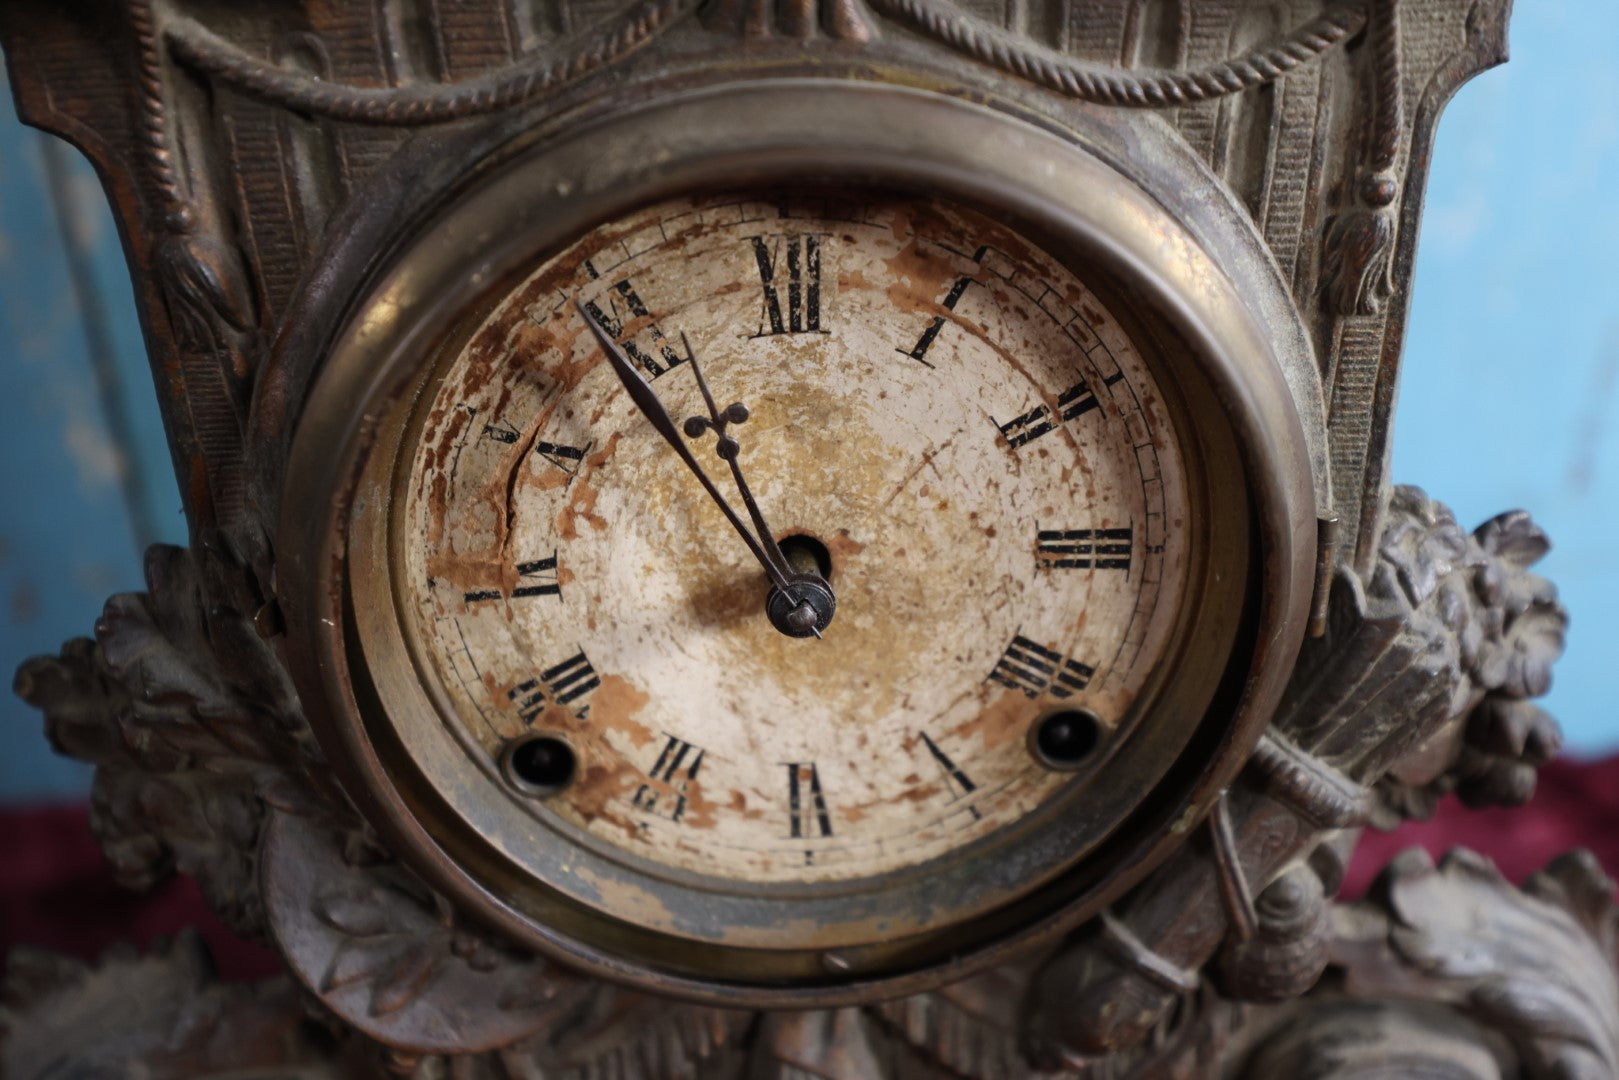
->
xmin=897 ymin=244 xmax=989 ymax=367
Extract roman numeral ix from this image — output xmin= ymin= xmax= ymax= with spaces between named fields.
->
xmin=988 ymin=634 xmax=1094 ymax=699
xmin=994 ymin=379 xmax=1101 ymax=449
xmin=481 ymin=424 xmax=592 ymax=487
xmin=1037 ymin=527 xmax=1133 ymax=572
xmin=463 ymin=552 xmax=561 ymax=604
xmin=749 ymin=234 xmax=826 ymax=336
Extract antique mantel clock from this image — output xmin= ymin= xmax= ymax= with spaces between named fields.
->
xmin=3 ymin=1 xmax=1614 ymax=1077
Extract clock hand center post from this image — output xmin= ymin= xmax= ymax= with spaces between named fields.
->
xmin=576 ymin=303 xmax=835 ymax=638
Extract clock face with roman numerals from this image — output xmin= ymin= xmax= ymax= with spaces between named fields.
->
xmin=391 ymin=191 xmax=1191 ymax=884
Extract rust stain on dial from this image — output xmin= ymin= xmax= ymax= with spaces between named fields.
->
xmin=395 ymin=192 xmax=1191 ymax=885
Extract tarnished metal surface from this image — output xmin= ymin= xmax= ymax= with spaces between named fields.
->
xmin=4 ymin=1 xmax=1572 ymax=1074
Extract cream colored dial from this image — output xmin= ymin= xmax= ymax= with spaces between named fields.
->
xmin=395 ymin=192 xmax=1189 ymax=884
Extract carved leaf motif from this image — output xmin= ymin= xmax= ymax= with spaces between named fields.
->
xmin=872 ymin=967 xmax=1031 ymax=1078
xmin=372 ymin=942 xmax=447 ymax=1018
xmin=1363 ymin=849 xmax=1619 ymax=1075
xmin=155 ymin=232 xmax=255 ymax=333
xmin=263 ymin=811 xmax=578 ymax=1054
xmin=315 ymin=894 xmax=391 ymax=938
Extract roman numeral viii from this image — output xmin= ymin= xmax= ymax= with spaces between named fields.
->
xmin=1037 ymin=527 xmax=1133 ymax=572
xmin=505 ymin=648 xmax=601 ymax=722
xmin=785 ymin=762 xmax=833 ymax=839
xmin=988 ymin=634 xmax=1094 ymax=699
xmin=994 ymin=380 xmax=1101 ymax=449
xmin=748 ymin=234 xmax=826 ymax=336
xmin=581 ymin=278 xmax=686 ymax=379
xmin=464 ymin=553 xmax=561 ymax=604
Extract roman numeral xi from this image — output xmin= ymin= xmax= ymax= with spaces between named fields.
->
xmin=581 ymin=278 xmax=686 ymax=379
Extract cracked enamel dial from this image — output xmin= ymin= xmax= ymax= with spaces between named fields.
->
xmin=388 ymin=191 xmax=1192 ymax=886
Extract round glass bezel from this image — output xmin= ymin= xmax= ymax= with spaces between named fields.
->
xmin=279 ymin=77 xmax=1317 ymax=1004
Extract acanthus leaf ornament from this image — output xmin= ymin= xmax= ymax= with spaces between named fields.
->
xmin=3 ymin=1 xmax=1609 ymax=1077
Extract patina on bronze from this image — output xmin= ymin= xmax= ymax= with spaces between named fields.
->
xmin=301 ymin=85 xmax=1311 ymax=998
xmin=0 ymin=2 xmax=1606 ymax=1077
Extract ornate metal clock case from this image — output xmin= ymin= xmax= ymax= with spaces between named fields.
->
xmin=3 ymin=1 xmax=1614 ymax=1077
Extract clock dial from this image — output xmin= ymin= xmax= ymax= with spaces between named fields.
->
xmin=392 ymin=192 xmax=1190 ymax=884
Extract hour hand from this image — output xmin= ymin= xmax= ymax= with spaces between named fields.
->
xmin=575 ymin=302 xmax=834 ymax=638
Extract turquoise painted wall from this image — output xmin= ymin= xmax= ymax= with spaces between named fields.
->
xmin=1392 ymin=0 xmax=1619 ymax=756
xmin=0 ymin=71 xmax=187 ymax=801
xmin=2 ymin=3 xmax=1616 ymax=801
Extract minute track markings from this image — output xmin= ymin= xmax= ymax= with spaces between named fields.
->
xmin=401 ymin=194 xmax=1187 ymax=886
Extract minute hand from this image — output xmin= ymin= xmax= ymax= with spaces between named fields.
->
xmin=575 ymin=302 xmax=794 ymax=593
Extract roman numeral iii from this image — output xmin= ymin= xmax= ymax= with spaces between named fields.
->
xmin=1037 ymin=527 xmax=1133 ymax=572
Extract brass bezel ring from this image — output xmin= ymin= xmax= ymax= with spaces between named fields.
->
xmin=278 ymin=76 xmax=1317 ymax=1005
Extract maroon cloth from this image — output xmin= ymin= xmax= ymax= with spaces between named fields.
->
xmin=1341 ymin=755 xmax=1619 ymax=897
xmin=3 ymin=756 xmax=1617 ymax=980
xmin=0 ymin=803 xmax=280 ymax=981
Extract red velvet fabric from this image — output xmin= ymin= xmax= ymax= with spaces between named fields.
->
xmin=2 ymin=756 xmax=1616 ymax=982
